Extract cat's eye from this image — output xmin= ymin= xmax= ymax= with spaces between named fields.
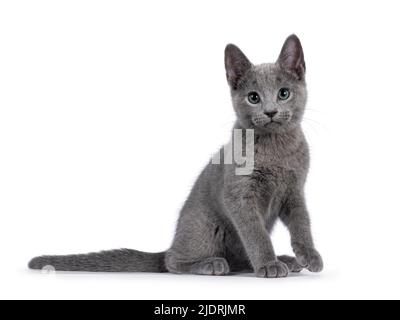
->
xmin=247 ymin=92 xmax=261 ymax=104
xmin=278 ymin=88 xmax=291 ymax=101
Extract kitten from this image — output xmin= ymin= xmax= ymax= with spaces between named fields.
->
xmin=29 ymin=35 xmax=323 ymax=278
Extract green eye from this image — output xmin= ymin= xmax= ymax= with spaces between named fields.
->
xmin=278 ymin=88 xmax=290 ymax=100
xmin=248 ymin=92 xmax=261 ymax=104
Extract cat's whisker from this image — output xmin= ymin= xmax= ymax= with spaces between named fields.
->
xmin=305 ymin=107 xmax=324 ymax=115
xmin=303 ymin=117 xmax=323 ymax=126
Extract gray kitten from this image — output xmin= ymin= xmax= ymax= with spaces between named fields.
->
xmin=29 ymin=35 xmax=323 ymax=278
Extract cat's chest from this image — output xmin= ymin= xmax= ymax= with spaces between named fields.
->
xmin=253 ymin=143 xmax=302 ymax=174
xmin=249 ymin=165 xmax=294 ymax=200
xmin=250 ymin=141 xmax=307 ymax=195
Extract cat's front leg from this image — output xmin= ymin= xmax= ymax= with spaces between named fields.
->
xmin=223 ymin=184 xmax=289 ymax=278
xmin=280 ymin=192 xmax=323 ymax=273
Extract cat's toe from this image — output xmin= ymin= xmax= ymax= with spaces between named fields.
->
xmin=200 ymin=258 xmax=230 ymax=276
xmin=256 ymin=260 xmax=289 ymax=278
xmin=296 ymin=248 xmax=323 ymax=273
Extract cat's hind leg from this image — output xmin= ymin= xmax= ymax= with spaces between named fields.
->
xmin=165 ymin=208 xmax=231 ymax=276
xmin=166 ymin=255 xmax=230 ymax=276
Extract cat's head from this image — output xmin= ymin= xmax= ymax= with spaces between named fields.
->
xmin=225 ymin=35 xmax=307 ymax=134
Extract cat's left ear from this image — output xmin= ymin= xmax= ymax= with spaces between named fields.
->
xmin=277 ymin=34 xmax=306 ymax=80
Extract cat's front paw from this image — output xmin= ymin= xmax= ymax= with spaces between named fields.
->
xmin=256 ymin=260 xmax=289 ymax=278
xmin=295 ymin=247 xmax=323 ymax=273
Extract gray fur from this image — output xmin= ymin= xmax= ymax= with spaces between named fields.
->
xmin=29 ymin=249 xmax=167 ymax=272
xmin=29 ymin=35 xmax=323 ymax=278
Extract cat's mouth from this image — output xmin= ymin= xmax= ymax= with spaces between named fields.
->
xmin=251 ymin=119 xmax=283 ymax=128
xmin=268 ymin=120 xmax=282 ymax=125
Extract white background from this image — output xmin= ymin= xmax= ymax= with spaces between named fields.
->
xmin=0 ymin=0 xmax=399 ymax=300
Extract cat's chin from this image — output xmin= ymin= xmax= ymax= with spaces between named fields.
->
xmin=250 ymin=120 xmax=286 ymax=133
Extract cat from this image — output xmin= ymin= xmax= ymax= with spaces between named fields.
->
xmin=29 ymin=34 xmax=323 ymax=278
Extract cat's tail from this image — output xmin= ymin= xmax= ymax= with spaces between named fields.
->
xmin=28 ymin=249 xmax=168 ymax=273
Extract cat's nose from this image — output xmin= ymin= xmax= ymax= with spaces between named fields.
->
xmin=264 ymin=110 xmax=278 ymax=118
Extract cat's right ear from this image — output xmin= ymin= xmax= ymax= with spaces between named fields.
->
xmin=225 ymin=44 xmax=252 ymax=90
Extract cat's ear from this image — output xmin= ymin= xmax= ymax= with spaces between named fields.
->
xmin=225 ymin=44 xmax=252 ymax=90
xmin=277 ymin=34 xmax=306 ymax=80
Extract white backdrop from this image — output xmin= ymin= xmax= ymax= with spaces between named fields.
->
xmin=1 ymin=0 xmax=399 ymax=299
